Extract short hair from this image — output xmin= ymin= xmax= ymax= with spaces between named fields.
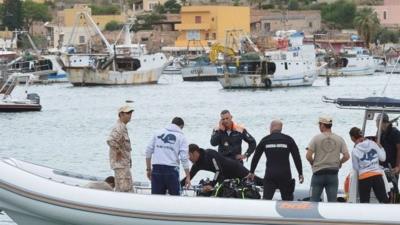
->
xmin=220 ymin=109 xmax=230 ymax=115
xmin=104 ymin=176 xmax=115 ymax=184
xmin=349 ymin=127 xmax=363 ymax=139
xmin=172 ymin=117 xmax=184 ymax=127
xmin=189 ymin=144 xmax=205 ymax=155
xmin=376 ymin=113 xmax=389 ymax=123
xmin=189 ymin=144 xmax=200 ymax=153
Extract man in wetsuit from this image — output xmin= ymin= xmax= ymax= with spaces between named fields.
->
xmin=181 ymin=144 xmax=263 ymax=191
xmin=248 ymin=120 xmax=303 ymax=201
xmin=210 ymin=110 xmax=256 ymax=162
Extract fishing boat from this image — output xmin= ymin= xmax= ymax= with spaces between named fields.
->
xmin=180 ymin=56 xmax=223 ymax=81
xmin=218 ymin=32 xmax=319 ymax=89
xmin=1 ymin=156 xmax=400 ymax=225
xmin=319 ymin=47 xmax=377 ymax=76
xmin=59 ymin=12 xmax=169 ymax=86
xmin=0 ymin=73 xmax=41 ymax=112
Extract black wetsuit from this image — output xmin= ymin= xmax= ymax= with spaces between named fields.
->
xmin=250 ymin=132 xmax=303 ymax=200
xmin=380 ymin=125 xmax=400 ymax=169
xmin=210 ymin=127 xmax=256 ymax=161
xmin=181 ymin=149 xmax=263 ymax=186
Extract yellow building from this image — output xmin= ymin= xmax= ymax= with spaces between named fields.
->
xmin=175 ymin=6 xmax=250 ymax=48
xmin=62 ymin=4 xmax=125 ymax=30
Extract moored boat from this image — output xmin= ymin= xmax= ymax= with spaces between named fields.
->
xmin=0 ymin=73 xmax=41 ymax=112
xmin=59 ymin=12 xmax=169 ymax=86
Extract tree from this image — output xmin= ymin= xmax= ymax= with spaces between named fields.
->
xmin=321 ymin=0 xmax=356 ymax=29
xmin=288 ymin=0 xmax=299 ymax=10
xmin=133 ymin=13 xmax=166 ymax=31
xmin=90 ymin=5 xmax=120 ymax=15
xmin=105 ymin=20 xmax=123 ymax=31
xmin=22 ymin=0 xmax=52 ymax=33
xmin=3 ymin=0 xmax=23 ymax=30
xmin=163 ymin=0 xmax=181 ymax=13
xmin=374 ymin=28 xmax=400 ymax=44
xmin=354 ymin=7 xmax=380 ymax=48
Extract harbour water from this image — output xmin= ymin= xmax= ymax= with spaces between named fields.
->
xmin=1 ymin=74 xmax=399 ymax=224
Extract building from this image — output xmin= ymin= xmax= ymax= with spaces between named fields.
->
xmin=45 ymin=4 xmax=126 ymax=49
xmin=0 ymin=0 xmax=53 ymax=3
xmin=174 ymin=5 xmax=250 ymax=49
xmin=251 ymin=10 xmax=321 ymax=35
xmin=132 ymin=0 xmax=169 ymax=15
xmin=373 ymin=0 xmax=400 ymax=28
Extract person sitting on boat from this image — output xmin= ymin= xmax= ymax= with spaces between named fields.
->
xmin=84 ymin=176 xmax=115 ymax=191
xmin=247 ymin=119 xmax=303 ymax=201
xmin=376 ymin=113 xmax=400 ymax=178
xmin=145 ymin=117 xmax=191 ymax=195
xmin=349 ymin=127 xmax=389 ymax=203
xmin=180 ymin=144 xmax=263 ymax=192
xmin=306 ymin=115 xmax=350 ymax=202
xmin=210 ymin=110 xmax=256 ymax=163
xmin=107 ymin=104 xmax=134 ymax=192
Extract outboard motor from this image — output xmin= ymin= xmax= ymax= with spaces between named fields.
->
xmin=27 ymin=93 xmax=40 ymax=104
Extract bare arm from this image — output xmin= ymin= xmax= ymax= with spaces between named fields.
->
xmin=306 ymin=149 xmax=314 ymax=166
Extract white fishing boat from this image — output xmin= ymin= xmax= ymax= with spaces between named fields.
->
xmin=0 ymin=73 xmax=41 ymax=112
xmin=319 ymin=47 xmax=377 ymax=76
xmin=59 ymin=12 xmax=169 ymax=86
xmin=1 ymin=156 xmax=400 ymax=225
xmin=218 ymin=32 xmax=319 ymax=89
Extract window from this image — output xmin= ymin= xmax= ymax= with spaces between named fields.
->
xmin=211 ymin=17 xmax=215 ymax=22
xmin=187 ymin=30 xmax=200 ymax=40
xmin=264 ymin=23 xmax=271 ymax=32
xmin=79 ymin=36 xmax=85 ymax=44
xmin=309 ymin=22 xmax=313 ymax=28
xmin=195 ymin=16 xmax=202 ymax=24
xmin=149 ymin=3 xmax=157 ymax=10
xmin=205 ymin=33 xmax=209 ymax=40
xmin=284 ymin=62 xmax=288 ymax=70
xmin=212 ymin=33 xmax=216 ymax=40
xmin=383 ymin=11 xmax=387 ymax=20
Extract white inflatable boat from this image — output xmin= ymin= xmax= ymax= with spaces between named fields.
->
xmin=1 ymin=157 xmax=400 ymax=225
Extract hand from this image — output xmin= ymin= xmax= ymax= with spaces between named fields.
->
xmin=184 ymin=176 xmax=191 ymax=188
xmin=246 ymin=173 xmax=255 ymax=181
xmin=299 ymin=175 xmax=304 ymax=184
xmin=202 ymin=185 xmax=213 ymax=192
xmin=215 ymin=119 xmax=225 ymax=131
xmin=146 ymin=169 xmax=152 ymax=180
xmin=392 ymin=166 xmax=400 ymax=175
xmin=236 ymin=154 xmax=246 ymax=160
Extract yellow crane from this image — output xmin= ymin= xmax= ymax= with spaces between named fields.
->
xmin=208 ymin=43 xmax=236 ymax=64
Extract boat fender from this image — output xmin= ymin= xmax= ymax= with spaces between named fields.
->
xmin=263 ymin=78 xmax=272 ymax=88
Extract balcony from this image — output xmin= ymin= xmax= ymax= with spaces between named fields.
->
xmin=175 ymin=23 xmax=210 ymax=31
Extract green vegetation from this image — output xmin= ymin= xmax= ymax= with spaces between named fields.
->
xmin=2 ymin=0 xmax=23 ymax=30
xmin=22 ymin=0 xmax=52 ymax=33
xmin=321 ymin=0 xmax=356 ymax=29
xmin=133 ymin=13 xmax=166 ymax=31
xmin=153 ymin=0 xmax=181 ymax=14
xmin=89 ymin=5 xmax=120 ymax=15
xmin=354 ymin=7 xmax=380 ymax=48
xmin=374 ymin=28 xmax=400 ymax=44
xmin=287 ymin=0 xmax=300 ymax=10
xmin=105 ymin=20 xmax=123 ymax=31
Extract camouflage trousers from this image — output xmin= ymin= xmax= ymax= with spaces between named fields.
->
xmin=114 ymin=168 xmax=133 ymax=192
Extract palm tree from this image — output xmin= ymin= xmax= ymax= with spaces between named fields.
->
xmin=354 ymin=7 xmax=380 ymax=48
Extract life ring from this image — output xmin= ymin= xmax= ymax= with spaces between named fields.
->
xmin=263 ymin=78 xmax=272 ymax=88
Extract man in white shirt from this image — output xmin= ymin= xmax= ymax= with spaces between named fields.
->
xmin=145 ymin=117 xmax=191 ymax=195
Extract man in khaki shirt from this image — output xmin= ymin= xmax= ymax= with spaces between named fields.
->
xmin=107 ymin=105 xmax=134 ymax=192
xmin=306 ymin=115 xmax=350 ymax=202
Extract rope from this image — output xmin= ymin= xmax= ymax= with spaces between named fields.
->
xmin=381 ymin=55 xmax=400 ymax=96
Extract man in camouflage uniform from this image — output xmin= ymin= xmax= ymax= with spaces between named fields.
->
xmin=107 ymin=105 xmax=134 ymax=192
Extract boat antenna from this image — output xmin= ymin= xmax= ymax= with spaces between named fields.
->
xmin=381 ymin=55 xmax=400 ymax=96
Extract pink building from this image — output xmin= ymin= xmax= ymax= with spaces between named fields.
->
xmin=373 ymin=0 xmax=400 ymax=28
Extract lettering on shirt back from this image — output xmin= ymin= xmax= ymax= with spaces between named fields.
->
xmin=265 ymin=144 xmax=288 ymax=149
